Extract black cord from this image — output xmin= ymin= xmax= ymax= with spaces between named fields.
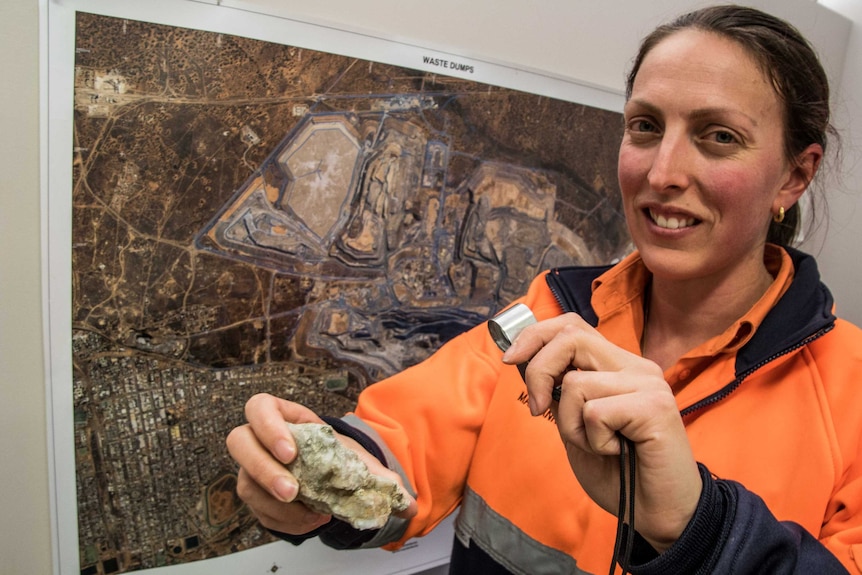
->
xmin=609 ymin=440 xmax=627 ymax=575
xmin=609 ymin=434 xmax=636 ymax=575
xmin=623 ymin=437 xmax=636 ymax=573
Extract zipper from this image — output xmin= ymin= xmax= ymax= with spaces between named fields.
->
xmin=680 ymin=323 xmax=835 ymax=418
xmin=546 ymin=266 xmax=836 ymax=420
xmin=546 ymin=268 xmax=577 ymax=315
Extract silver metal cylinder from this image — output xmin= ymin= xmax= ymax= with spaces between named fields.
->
xmin=488 ymin=303 xmax=537 ymax=352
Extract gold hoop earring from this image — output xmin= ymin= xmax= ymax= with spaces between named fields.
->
xmin=773 ymin=206 xmax=785 ymax=224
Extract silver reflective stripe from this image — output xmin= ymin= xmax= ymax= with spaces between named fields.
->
xmin=455 ymin=486 xmax=593 ymax=575
xmin=341 ymin=414 xmax=414 ymax=548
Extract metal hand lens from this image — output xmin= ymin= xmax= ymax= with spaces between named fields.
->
xmin=488 ymin=303 xmax=537 ymax=352
xmin=488 ymin=303 xmax=561 ymax=401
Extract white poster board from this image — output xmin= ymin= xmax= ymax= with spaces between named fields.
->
xmin=43 ymin=1 xmax=625 ymax=574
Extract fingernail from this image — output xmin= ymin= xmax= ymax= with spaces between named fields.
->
xmin=273 ymin=476 xmax=297 ymax=502
xmin=305 ymin=510 xmax=329 ymax=527
xmin=501 ymin=339 xmax=518 ymax=363
xmin=274 ymin=439 xmax=295 ymax=463
xmin=528 ymin=396 xmax=539 ymax=417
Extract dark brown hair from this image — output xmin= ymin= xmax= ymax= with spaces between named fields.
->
xmin=625 ymin=4 xmax=837 ymax=245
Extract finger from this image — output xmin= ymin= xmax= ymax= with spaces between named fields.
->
xmin=501 ymin=313 xmax=590 ymax=365
xmin=555 ymin=369 xmax=677 ymax=455
xmin=237 ymin=468 xmax=332 ymax=534
xmin=522 ymin=325 xmax=628 ymax=415
xmin=506 ymin=316 xmax=650 ymax=415
xmin=506 ymin=313 xmax=647 ymax=374
xmin=554 ymin=371 xmax=620 ymax=453
xmin=257 ymin=504 xmax=332 ymax=535
xmin=227 ymin=423 xmax=300 ymax=503
xmin=528 ymin=342 xmax=668 ymax=413
xmin=244 ymin=393 xmax=323 ymax=464
xmin=521 ymin=330 xmax=578 ymax=414
xmin=550 ymin=371 xmax=621 ymax=454
xmin=257 ymin=507 xmax=331 ymax=535
xmin=581 ymin=387 xmax=683 ymax=459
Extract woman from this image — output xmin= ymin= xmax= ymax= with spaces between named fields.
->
xmin=227 ymin=5 xmax=862 ymax=573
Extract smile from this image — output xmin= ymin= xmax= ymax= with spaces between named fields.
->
xmin=648 ymin=209 xmax=698 ymax=230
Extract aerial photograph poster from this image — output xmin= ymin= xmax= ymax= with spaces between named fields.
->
xmin=47 ymin=1 xmax=629 ymax=574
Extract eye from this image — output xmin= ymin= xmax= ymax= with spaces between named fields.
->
xmin=704 ymin=128 xmax=739 ymax=145
xmin=630 ymin=119 xmax=659 ymax=133
xmin=624 ymin=117 xmax=662 ymax=144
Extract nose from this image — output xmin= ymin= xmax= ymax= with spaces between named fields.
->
xmin=647 ymin=131 xmax=692 ymax=193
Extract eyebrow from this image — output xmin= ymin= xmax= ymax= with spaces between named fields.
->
xmin=689 ymin=107 xmax=759 ymax=128
xmin=624 ymin=98 xmax=760 ymax=128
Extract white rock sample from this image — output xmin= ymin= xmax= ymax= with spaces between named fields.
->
xmin=286 ymin=422 xmax=409 ymax=530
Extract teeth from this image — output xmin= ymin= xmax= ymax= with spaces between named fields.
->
xmin=650 ymin=209 xmax=695 ymax=230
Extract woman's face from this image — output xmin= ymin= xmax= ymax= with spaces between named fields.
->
xmin=618 ymin=29 xmax=803 ymax=282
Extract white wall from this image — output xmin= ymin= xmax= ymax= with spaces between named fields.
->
xmin=809 ymin=0 xmax=862 ymax=326
xmin=1 ymin=1 xmax=858 ymax=574
xmin=0 ymin=0 xmax=52 ymax=574
xmin=231 ymin=0 xmax=850 ymax=107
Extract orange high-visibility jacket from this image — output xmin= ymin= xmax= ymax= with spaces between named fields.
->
xmin=325 ymin=247 xmax=862 ymax=573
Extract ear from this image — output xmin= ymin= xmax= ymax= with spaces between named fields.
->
xmin=774 ymin=143 xmax=823 ymax=213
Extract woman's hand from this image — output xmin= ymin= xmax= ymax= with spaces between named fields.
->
xmin=226 ymin=393 xmax=417 ymax=535
xmin=502 ymin=313 xmax=702 ymax=552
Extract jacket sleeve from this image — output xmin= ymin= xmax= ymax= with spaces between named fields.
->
xmin=627 ymin=464 xmax=850 ymax=574
xmin=344 ymin=272 xmax=565 ymax=550
xmin=269 ymin=301 xmax=514 ymax=551
xmin=347 ymin=316 xmax=507 ymax=549
xmin=273 ymin=272 xmax=561 ymax=552
xmin=334 ymin=274 xmax=564 ymax=551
